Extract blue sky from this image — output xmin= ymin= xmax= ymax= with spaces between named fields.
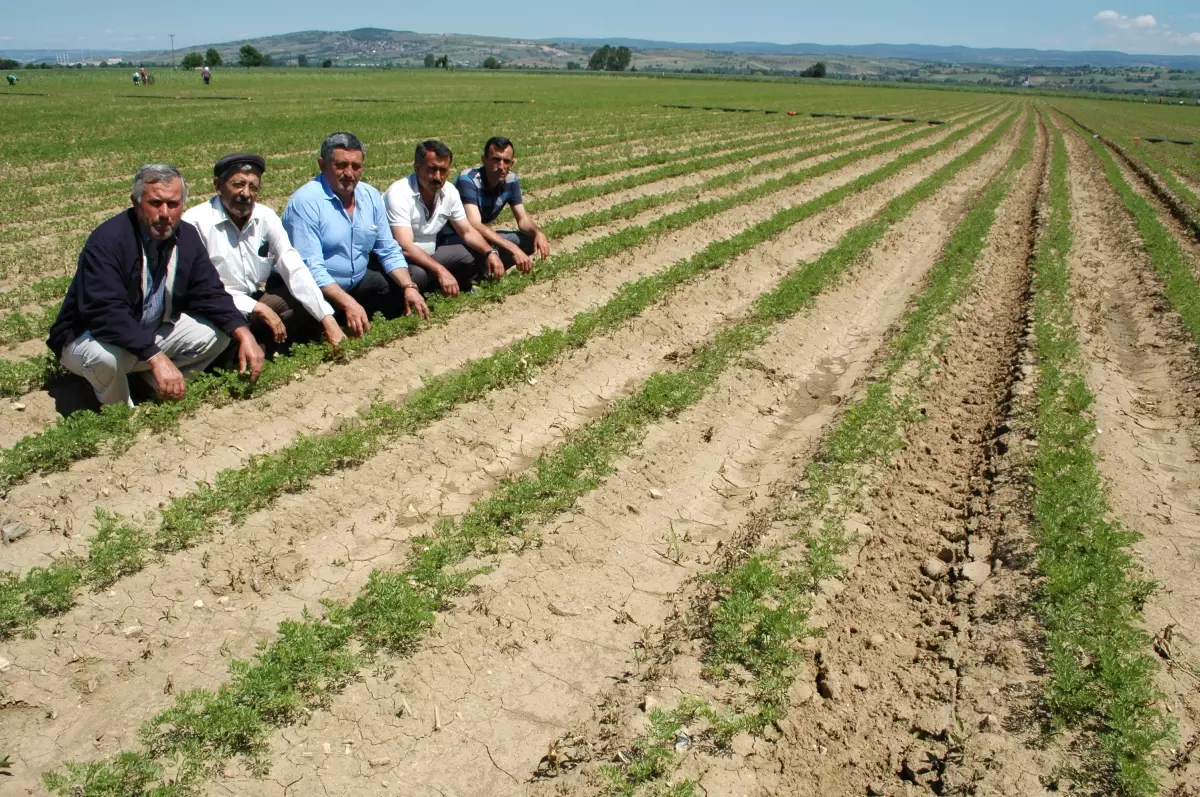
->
xmin=4 ymin=1 xmax=1200 ymax=54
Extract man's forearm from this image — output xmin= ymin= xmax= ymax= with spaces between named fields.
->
xmin=321 ymin=283 xmax=358 ymax=310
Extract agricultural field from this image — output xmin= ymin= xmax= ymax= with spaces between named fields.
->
xmin=0 ymin=70 xmax=1198 ymax=797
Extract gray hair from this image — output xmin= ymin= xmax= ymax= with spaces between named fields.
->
xmin=320 ymin=131 xmax=365 ymax=161
xmin=132 ymin=163 xmax=188 ymax=202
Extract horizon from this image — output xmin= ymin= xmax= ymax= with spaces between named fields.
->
xmin=3 ymin=2 xmax=1200 ymax=56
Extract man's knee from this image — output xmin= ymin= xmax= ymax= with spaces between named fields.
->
xmin=60 ymin=334 xmax=134 ymax=391
xmin=166 ymin=315 xmax=229 ymax=362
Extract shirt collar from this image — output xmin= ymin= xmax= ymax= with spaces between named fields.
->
xmin=208 ymin=194 xmax=258 ymax=229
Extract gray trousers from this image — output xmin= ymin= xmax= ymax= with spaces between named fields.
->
xmin=59 ymin=313 xmax=228 ymax=406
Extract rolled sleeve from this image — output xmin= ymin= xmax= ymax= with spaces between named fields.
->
xmin=282 ymin=199 xmax=334 ymax=288
xmin=229 ymin=289 xmax=259 ymax=317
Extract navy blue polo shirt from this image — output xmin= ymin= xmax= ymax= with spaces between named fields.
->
xmin=456 ymin=167 xmax=523 ymax=225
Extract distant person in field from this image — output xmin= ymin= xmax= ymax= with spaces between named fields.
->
xmin=132 ymin=70 xmax=140 ymax=86
xmin=454 ymin=136 xmax=549 ymax=274
xmin=139 ymin=66 xmax=147 ymax=85
xmin=383 ymin=140 xmax=505 ymax=305
xmin=282 ymin=131 xmax=423 ymax=332
xmin=47 ymin=164 xmax=263 ymax=406
xmin=6 ymin=74 xmax=16 ymax=86
xmin=202 ymin=65 xmax=211 ymax=85
xmin=183 ymin=152 xmax=344 ymax=354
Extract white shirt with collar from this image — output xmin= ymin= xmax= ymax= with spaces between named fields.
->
xmin=183 ymin=195 xmax=334 ymax=321
xmin=382 ymin=173 xmax=467 ymax=256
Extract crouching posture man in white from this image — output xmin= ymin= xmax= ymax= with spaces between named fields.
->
xmin=47 ymin=164 xmax=263 ymax=406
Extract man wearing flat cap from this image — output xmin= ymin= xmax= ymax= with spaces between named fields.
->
xmin=184 ymin=152 xmax=345 ymax=351
xmin=48 ymin=163 xmax=264 ymax=406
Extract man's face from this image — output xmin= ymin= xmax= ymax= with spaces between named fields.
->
xmin=415 ymin=151 xmax=452 ymax=197
xmin=215 ymin=170 xmax=261 ymax=223
xmin=133 ymin=178 xmax=184 ymax=241
xmin=318 ymin=147 xmax=364 ymax=201
xmin=483 ymin=145 xmax=514 ymax=186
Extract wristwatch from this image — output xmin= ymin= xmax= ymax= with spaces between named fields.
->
xmin=488 ymin=247 xmax=500 ymax=256
xmin=403 ymin=284 xmax=419 ymax=292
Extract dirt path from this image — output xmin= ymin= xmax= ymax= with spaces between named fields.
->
xmin=0 ymin=116 xmax=1015 ymax=794
xmin=1062 ymin=123 xmax=1200 ymax=797
xmin=0 ymin=113 xmax=995 ymax=575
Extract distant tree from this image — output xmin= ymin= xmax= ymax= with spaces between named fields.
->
xmin=262 ymin=54 xmax=275 ymax=67
xmin=297 ymin=54 xmax=309 ymax=67
xmin=0 ymin=58 xmax=20 ymax=70
xmin=180 ymin=52 xmax=203 ymax=70
xmin=588 ymin=45 xmax=612 ymax=71
xmin=566 ymin=61 xmax=581 ymax=71
xmin=801 ymin=61 xmax=827 ymax=78
xmin=424 ymin=53 xmax=436 ymax=68
xmin=238 ymin=44 xmax=265 ymax=68
xmin=588 ymin=45 xmax=632 ymax=72
xmin=435 ymin=54 xmax=449 ymax=70
xmin=482 ymin=56 xmax=501 ymax=70
xmin=204 ymin=48 xmax=222 ymax=67
xmin=322 ymin=58 xmax=333 ymax=68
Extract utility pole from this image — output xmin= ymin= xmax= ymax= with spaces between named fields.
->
xmin=169 ymin=33 xmax=176 ymax=68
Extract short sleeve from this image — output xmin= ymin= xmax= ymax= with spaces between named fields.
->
xmin=445 ymin=183 xmax=467 ymax=222
xmin=383 ymin=180 xmax=412 ymax=228
xmin=456 ymin=172 xmax=480 ymax=208
xmin=508 ymin=175 xmax=523 ymax=206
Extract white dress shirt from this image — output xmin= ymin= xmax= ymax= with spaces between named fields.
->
xmin=383 ymin=173 xmax=467 ymax=255
xmin=183 ymin=196 xmax=334 ymax=321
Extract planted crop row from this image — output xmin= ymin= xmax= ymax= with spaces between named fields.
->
xmin=1028 ymin=124 xmax=1170 ymax=797
xmin=603 ymin=107 xmax=1035 ymax=797
xmin=40 ymin=110 xmax=1018 ymax=797
xmin=1062 ymin=116 xmax=1200 ymax=349
xmin=0 ymin=110 xmax=996 ymax=503
xmin=0 ymin=110 xmax=1009 ymax=639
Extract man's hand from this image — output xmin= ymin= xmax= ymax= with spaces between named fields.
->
xmin=320 ymin=316 xmax=346 ymax=347
xmin=533 ymin=229 xmax=550 ymax=260
xmin=233 ymin=327 xmax=265 ymax=381
xmin=435 ymin=267 xmax=460 ymax=297
xmin=340 ymin=296 xmax=371 ymax=337
xmin=403 ymin=285 xmax=430 ymax=320
xmin=508 ymin=245 xmax=532 ymax=274
xmin=147 ymin=352 xmax=186 ymax=401
xmin=252 ymin=301 xmax=287 ymax=344
xmin=486 ymin=251 xmax=505 ymax=280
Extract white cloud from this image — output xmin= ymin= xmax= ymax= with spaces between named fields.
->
xmin=1094 ymin=10 xmax=1158 ymax=29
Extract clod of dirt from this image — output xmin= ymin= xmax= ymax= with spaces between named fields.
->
xmin=960 ymin=560 xmax=991 ymax=584
xmin=921 ymin=557 xmax=949 ymax=580
xmin=731 ymin=733 xmax=756 ymax=757
xmin=912 ymin=707 xmax=953 ymax=740
xmin=866 ymin=633 xmax=886 ymax=650
xmin=0 ymin=657 xmax=10 ymax=672
xmin=640 ymin=694 xmax=661 ymax=713
xmin=817 ymin=669 xmax=843 ymax=700
xmin=192 ymin=599 xmax=204 ymax=609
xmin=789 ymin=680 xmax=815 ymax=706
xmin=649 ymin=488 xmax=664 ymax=499
xmin=2 ymin=519 xmax=30 ymax=543
xmin=936 ymin=520 xmax=967 ymax=542
xmin=848 ymin=667 xmax=870 ymax=691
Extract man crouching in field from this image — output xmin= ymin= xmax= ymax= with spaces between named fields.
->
xmin=183 ymin=152 xmax=345 ymax=353
xmin=383 ymin=139 xmax=505 ymax=303
xmin=283 ymin=131 xmax=426 ymax=331
xmin=454 ymin=136 xmax=549 ymax=273
xmin=47 ymin=164 xmax=263 ymax=406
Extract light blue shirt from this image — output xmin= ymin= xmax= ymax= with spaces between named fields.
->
xmin=281 ymin=173 xmax=407 ymax=290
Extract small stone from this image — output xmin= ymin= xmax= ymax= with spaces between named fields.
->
xmin=368 ymin=757 xmax=392 ymax=768
xmin=0 ymin=656 xmax=11 ymax=672
xmin=730 ymin=733 xmax=756 ymax=757
xmin=641 ymin=694 xmax=660 ymax=713
xmin=961 ymin=561 xmax=991 ymax=584
xmin=867 ymin=782 xmax=888 ymax=796
xmin=122 ymin=625 xmax=143 ymax=638
xmin=649 ymin=488 xmax=664 ymax=499
xmin=980 ymin=714 xmax=999 ymax=731
xmin=12 ymin=402 xmax=25 ymax=411
xmin=913 ymin=707 xmax=953 ymax=739
xmin=217 ymin=596 xmax=229 ymax=605
xmin=2 ymin=520 xmax=30 ymax=543
xmin=866 ymin=633 xmax=886 ymax=650
xmin=322 ymin=742 xmax=332 ymax=755
xmin=921 ymin=558 xmax=948 ymax=580
xmin=193 ymin=599 xmax=205 ymax=609
xmin=848 ymin=668 xmax=870 ymax=690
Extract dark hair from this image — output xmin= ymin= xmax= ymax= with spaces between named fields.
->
xmin=483 ymin=136 xmax=514 ymax=159
xmin=320 ymin=131 xmax=365 ymax=161
xmin=414 ymin=139 xmax=452 ymax=164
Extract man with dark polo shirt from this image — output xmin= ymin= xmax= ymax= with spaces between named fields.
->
xmin=455 ymin=136 xmax=550 ymax=274
xmin=184 ymin=152 xmax=344 ymax=352
xmin=48 ymin=163 xmax=263 ymax=406
xmin=283 ymin=131 xmax=426 ymax=329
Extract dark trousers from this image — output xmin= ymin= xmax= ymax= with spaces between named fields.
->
xmin=347 ymin=260 xmax=409 ymax=319
xmin=433 ymin=229 xmax=534 ymax=276
xmin=253 ymin=274 xmax=323 ymax=347
xmin=407 ymin=244 xmax=489 ymax=294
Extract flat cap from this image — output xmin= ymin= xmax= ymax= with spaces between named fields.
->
xmin=213 ymin=152 xmax=266 ymax=179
